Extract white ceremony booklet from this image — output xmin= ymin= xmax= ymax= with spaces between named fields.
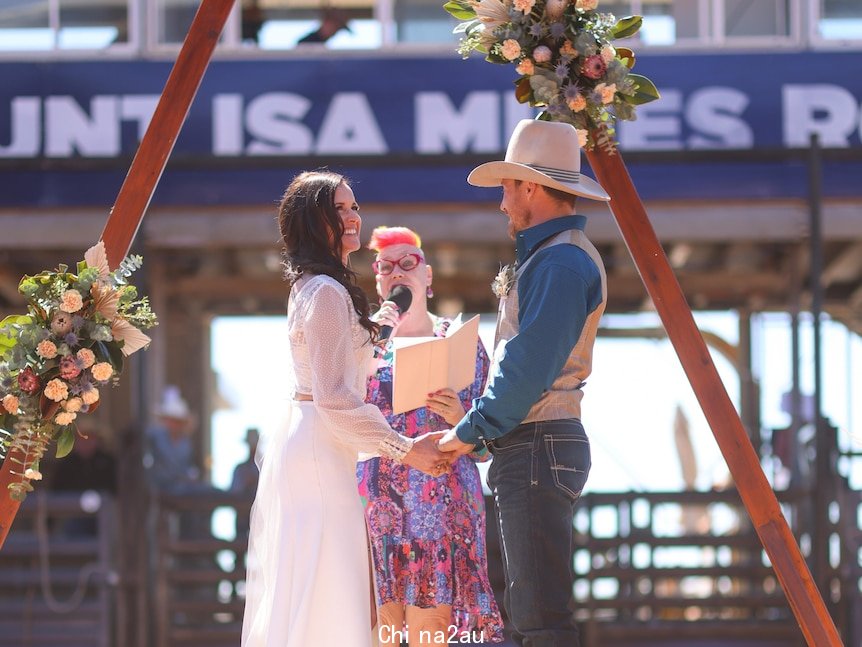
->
xmin=391 ymin=314 xmax=480 ymax=415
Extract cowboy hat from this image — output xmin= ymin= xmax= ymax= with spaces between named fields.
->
xmin=468 ymin=119 xmax=610 ymax=202
xmin=155 ymin=385 xmax=192 ymax=420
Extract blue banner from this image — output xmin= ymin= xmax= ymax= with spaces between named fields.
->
xmin=1 ymin=52 xmax=861 ymax=206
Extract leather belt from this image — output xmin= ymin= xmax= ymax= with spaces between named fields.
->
xmin=293 ymin=392 xmax=313 ymax=402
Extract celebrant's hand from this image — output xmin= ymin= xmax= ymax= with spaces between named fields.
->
xmin=425 ymin=388 xmax=466 ymax=427
xmin=437 ymin=429 xmax=475 ymax=457
xmin=372 ymin=300 xmax=409 ymax=334
xmin=403 ymin=431 xmax=455 ymax=477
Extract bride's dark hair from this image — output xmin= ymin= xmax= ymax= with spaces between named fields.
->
xmin=278 ymin=170 xmax=378 ymax=340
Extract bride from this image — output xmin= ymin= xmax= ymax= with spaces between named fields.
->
xmin=241 ymin=170 xmax=451 ymax=646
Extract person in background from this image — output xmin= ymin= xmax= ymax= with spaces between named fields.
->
xmin=145 ymin=386 xmax=205 ymax=495
xmin=231 ymin=427 xmax=260 ymax=541
xmin=358 ymin=226 xmax=503 ymax=646
xmin=241 ymin=171 xmax=450 ymax=647
xmin=144 ymin=386 xmax=218 ymax=541
xmin=241 ymin=0 xmax=265 ymax=43
xmin=296 ymin=7 xmax=351 ymax=45
xmin=438 ymin=119 xmax=610 ymax=647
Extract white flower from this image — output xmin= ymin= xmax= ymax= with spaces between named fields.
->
xmin=64 ymin=397 xmax=83 ymax=413
xmin=82 ymin=388 xmax=100 ymax=405
xmin=513 ymin=0 xmax=535 ymax=14
xmin=601 ymin=44 xmax=616 ymax=64
xmin=492 ymin=264 xmax=516 ymax=298
xmin=24 ymin=468 xmax=43 ymax=481
xmin=576 ymin=0 xmax=598 ymax=9
xmin=471 ymin=0 xmax=510 ymax=29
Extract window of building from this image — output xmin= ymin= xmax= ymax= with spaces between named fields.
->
xmin=816 ymin=0 xmax=862 ymax=40
xmin=0 ymin=0 xmax=131 ymax=50
xmin=233 ymin=0 xmax=379 ymax=49
xmin=721 ymin=0 xmax=794 ymax=40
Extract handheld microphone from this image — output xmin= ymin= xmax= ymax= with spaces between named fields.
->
xmin=378 ymin=285 xmax=413 ymax=343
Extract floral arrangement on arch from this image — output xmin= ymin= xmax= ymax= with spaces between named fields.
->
xmin=0 ymin=242 xmax=157 ymax=501
xmin=444 ymin=0 xmax=660 ymax=152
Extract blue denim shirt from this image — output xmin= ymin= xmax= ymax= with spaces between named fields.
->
xmin=454 ymin=215 xmax=604 ymax=445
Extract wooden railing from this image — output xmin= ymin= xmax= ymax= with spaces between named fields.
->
xmin=2 ymin=484 xmax=859 ymax=647
xmin=0 ymin=492 xmax=116 ymax=647
xmin=152 ymin=491 xmax=252 ymax=647
xmin=571 ymin=488 xmax=860 ymax=647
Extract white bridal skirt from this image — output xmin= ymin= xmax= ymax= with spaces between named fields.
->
xmin=242 ymin=402 xmax=377 ymax=647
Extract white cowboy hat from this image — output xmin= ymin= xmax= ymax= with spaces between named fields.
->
xmin=468 ymin=119 xmax=610 ymax=202
xmin=155 ymin=385 xmax=192 ymax=420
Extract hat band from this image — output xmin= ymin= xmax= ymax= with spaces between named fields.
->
xmin=527 ymin=164 xmax=580 ymax=184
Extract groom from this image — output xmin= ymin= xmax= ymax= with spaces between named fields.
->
xmin=438 ymin=119 xmax=610 ymax=646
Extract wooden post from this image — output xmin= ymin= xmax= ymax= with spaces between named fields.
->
xmin=585 ymin=146 xmax=843 ymax=647
xmin=1 ymin=0 xmax=236 ymax=549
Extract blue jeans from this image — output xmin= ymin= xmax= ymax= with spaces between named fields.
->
xmin=487 ymin=419 xmax=590 ymax=647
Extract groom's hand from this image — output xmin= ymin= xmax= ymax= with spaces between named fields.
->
xmin=437 ymin=429 xmax=475 ymax=457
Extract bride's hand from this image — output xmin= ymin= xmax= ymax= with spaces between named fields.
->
xmin=402 ymin=431 xmax=455 ymax=476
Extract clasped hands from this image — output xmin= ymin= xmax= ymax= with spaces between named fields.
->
xmin=402 ymin=427 xmax=476 ymax=477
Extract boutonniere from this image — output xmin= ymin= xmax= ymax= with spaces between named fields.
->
xmin=491 ymin=264 xmax=516 ymax=299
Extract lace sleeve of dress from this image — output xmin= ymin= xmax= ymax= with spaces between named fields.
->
xmin=302 ymin=279 xmax=414 ymax=460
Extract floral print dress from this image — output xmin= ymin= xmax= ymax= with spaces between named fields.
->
xmin=357 ymin=316 xmax=504 ymax=642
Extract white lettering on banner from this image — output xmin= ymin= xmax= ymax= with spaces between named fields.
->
xmin=782 ymin=84 xmax=859 ymax=147
xmin=620 ymin=87 xmax=753 ymax=150
xmin=415 ymin=91 xmax=500 ymax=153
xmin=45 ymin=96 xmax=119 ymax=157
xmin=0 ymin=97 xmax=40 ymax=157
xmin=246 ymin=92 xmax=313 ymax=155
xmin=214 ymin=92 xmax=387 ymax=155
xmin=5 ymin=83 xmax=862 ymax=159
xmin=213 ymin=94 xmax=244 ymax=155
xmin=316 ymin=93 xmax=387 ymax=154
xmin=686 ymin=87 xmax=752 ymax=149
xmin=619 ymin=90 xmax=682 ymax=150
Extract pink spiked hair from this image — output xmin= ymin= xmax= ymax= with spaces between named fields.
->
xmin=367 ymin=226 xmax=422 ymax=253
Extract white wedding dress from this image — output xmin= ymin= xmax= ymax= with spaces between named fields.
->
xmin=242 ymin=274 xmax=414 ymax=647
